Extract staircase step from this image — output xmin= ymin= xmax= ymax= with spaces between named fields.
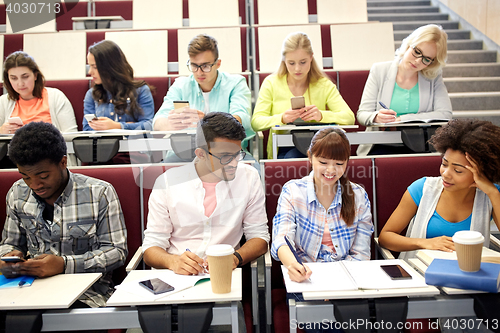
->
xmin=443 ymin=64 xmax=500 ymax=77
xmin=394 ymin=29 xmax=470 ymax=41
xmin=444 ymin=77 xmax=500 ymax=92
xmin=395 ymin=39 xmax=483 ymax=51
xmin=392 ymin=21 xmax=459 ymax=30
xmin=368 ymin=6 xmax=439 ymax=14
xmin=447 ymin=50 xmax=497 ymax=64
xmin=367 ymin=0 xmax=431 ymax=7
xmin=449 ymin=92 xmax=500 ymax=111
xmin=368 ymin=13 xmax=449 ymax=21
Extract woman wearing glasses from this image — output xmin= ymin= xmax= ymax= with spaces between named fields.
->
xmin=356 ymin=24 xmax=452 ymax=156
xmin=83 ymin=40 xmax=154 ymax=132
xmin=252 ymin=32 xmax=355 ymax=159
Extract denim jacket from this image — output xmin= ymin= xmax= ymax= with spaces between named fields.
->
xmin=83 ymin=85 xmax=154 ymax=131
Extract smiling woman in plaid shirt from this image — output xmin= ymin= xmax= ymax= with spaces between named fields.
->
xmin=271 ymin=128 xmax=373 ymax=283
xmin=0 ymin=122 xmax=128 ymax=308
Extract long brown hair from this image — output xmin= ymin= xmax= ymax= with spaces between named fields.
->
xmin=308 ymin=128 xmax=355 ymax=226
xmin=3 ymin=51 xmax=45 ymax=101
xmin=89 ymin=40 xmax=153 ymax=118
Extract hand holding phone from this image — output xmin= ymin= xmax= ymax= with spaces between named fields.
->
xmin=139 ymin=278 xmax=175 ymax=295
xmin=1 ymin=256 xmax=25 ymax=263
xmin=7 ymin=117 xmax=24 ymax=126
xmin=291 ymin=96 xmax=306 ymax=110
xmin=84 ymin=114 xmax=98 ymax=122
xmin=173 ymin=101 xmax=190 ymax=113
xmin=380 ymin=264 xmax=412 ymax=280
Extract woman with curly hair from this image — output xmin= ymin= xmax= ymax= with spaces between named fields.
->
xmin=356 ymin=24 xmax=452 ymax=155
xmin=379 ymin=119 xmax=500 ymax=260
xmin=83 ymin=40 xmax=154 ymax=131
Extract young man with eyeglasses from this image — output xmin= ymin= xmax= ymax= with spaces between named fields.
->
xmin=356 ymin=24 xmax=452 ymax=156
xmin=153 ymin=35 xmax=254 ymax=155
xmin=143 ymin=112 xmax=269 ymax=274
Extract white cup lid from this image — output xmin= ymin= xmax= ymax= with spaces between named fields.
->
xmin=452 ymin=230 xmax=484 ymax=245
xmin=206 ymin=244 xmax=234 ymax=257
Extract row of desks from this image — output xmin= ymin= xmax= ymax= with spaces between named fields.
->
xmin=1 ymin=253 xmax=492 ymax=332
xmin=0 ymin=122 xmax=446 ymax=163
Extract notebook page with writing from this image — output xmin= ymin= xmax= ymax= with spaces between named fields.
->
xmin=281 ymin=262 xmax=357 ymax=293
xmin=342 ymin=259 xmax=428 ymax=289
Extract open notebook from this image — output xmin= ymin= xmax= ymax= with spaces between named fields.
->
xmin=281 ymin=259 xmax=427 ymax=293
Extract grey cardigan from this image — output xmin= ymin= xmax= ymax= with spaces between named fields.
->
xmin=356 ymin=60 xmax=452 ymax=156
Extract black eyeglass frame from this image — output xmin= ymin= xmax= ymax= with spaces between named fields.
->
xmin=410 ymin=45 xmax=434 ymax=66
xmin=186 ymin=59 xmax=219 ymax=73
xmin=204 ymin=149 xmax=246 ymax=165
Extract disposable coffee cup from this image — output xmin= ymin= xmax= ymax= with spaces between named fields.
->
xmin=452 ymin=230 xmax=484 ymax=272
xmin=206 ymin=244 xmax=234 ymax=294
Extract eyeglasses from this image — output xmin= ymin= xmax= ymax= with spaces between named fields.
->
xmin=204 ymin=149 xmax=246 ymax=165
xmin=187 ymin=59 xmax=218 ymax=73
xmin=411 ymin=45 xmax=434 ymax=66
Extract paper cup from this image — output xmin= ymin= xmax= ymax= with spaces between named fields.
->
xmin=452 ymin=230 xmax=484 ymax=272
xmin=206 ymin=244 xmax=234 ymax=294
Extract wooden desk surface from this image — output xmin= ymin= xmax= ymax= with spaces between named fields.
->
xmin=0 ymin=273 xmax=101 ymax=310
xmin=107 ymin=269 xmax=242 ymax=306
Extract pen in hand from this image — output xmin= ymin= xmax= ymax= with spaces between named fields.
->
xmin=284 ymin=236 xmax=311 ymax=282
xmin=378 ymin=101 xmax=389 ymax=110
xmin=186 ymin=249 xmax=209 ymax=274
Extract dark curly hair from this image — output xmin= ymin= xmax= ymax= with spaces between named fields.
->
xmin=9 ymin=122 xmax=66 ymax=166
xmin=429 ymin=119 xmax=500 ymax=183
xmin=196 ymin=112 xmax=246 ymax=149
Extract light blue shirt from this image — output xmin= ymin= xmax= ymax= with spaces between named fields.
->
xmin=271 ymin=174 xmax=373 ymax=262
xmin=154 ymin=71 xmax=255 ymax=146
xmin=83 ymin=85 xmax=154 ymax=131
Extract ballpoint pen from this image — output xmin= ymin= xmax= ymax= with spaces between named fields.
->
xmin=378 ymin=101 xmax=389 ymax=110
xmin=186 ymin=249 xmax=209 ymax=274
xmin=284 ymin=236 xmax=311 ymax=281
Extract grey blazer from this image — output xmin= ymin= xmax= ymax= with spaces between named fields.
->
xmin=356 ymin=60 xmax=452 ymax=156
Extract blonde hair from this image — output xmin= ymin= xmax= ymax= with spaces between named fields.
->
xmin=277 ymin=32 xmax=326 ymax=84
xmin=395 ymin=24 xmax=448 ymax=79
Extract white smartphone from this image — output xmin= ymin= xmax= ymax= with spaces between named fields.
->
xmin=1 ymin=256 xmax=24 ymax=263
xmin=7 ymin=117 xmax=23 ymax=126
xmin=84 ymin=114 xmax=98 ymax=122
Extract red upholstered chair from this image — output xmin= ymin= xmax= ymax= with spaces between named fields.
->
xmin=262 ymin=157 xmax=375 ymax=333
xmin=373 ymin=155 xmax=442 ymax=237
xmin=45 ymin=79 xmax=91 ymax=131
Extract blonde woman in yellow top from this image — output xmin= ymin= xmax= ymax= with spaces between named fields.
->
xmin=251 ymin=32 xmax=354 ymax=159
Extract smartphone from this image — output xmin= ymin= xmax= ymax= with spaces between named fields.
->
xmin=1 ymin=256 xmax=24 ymax=263
xmin=7 ymin=117 xmax=23 ymax=126
xmin=291 ymin=96 xmax=305 ymax=110
xmin=380 ymin=264 xmax=412 ymax=280
xmin=173 ymin=101 xmax=190 ymax=113
xmin=84 ymin=114 xmax=98 ymax=122
xmin=139 ymin=278 xmax=175 ymax=295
